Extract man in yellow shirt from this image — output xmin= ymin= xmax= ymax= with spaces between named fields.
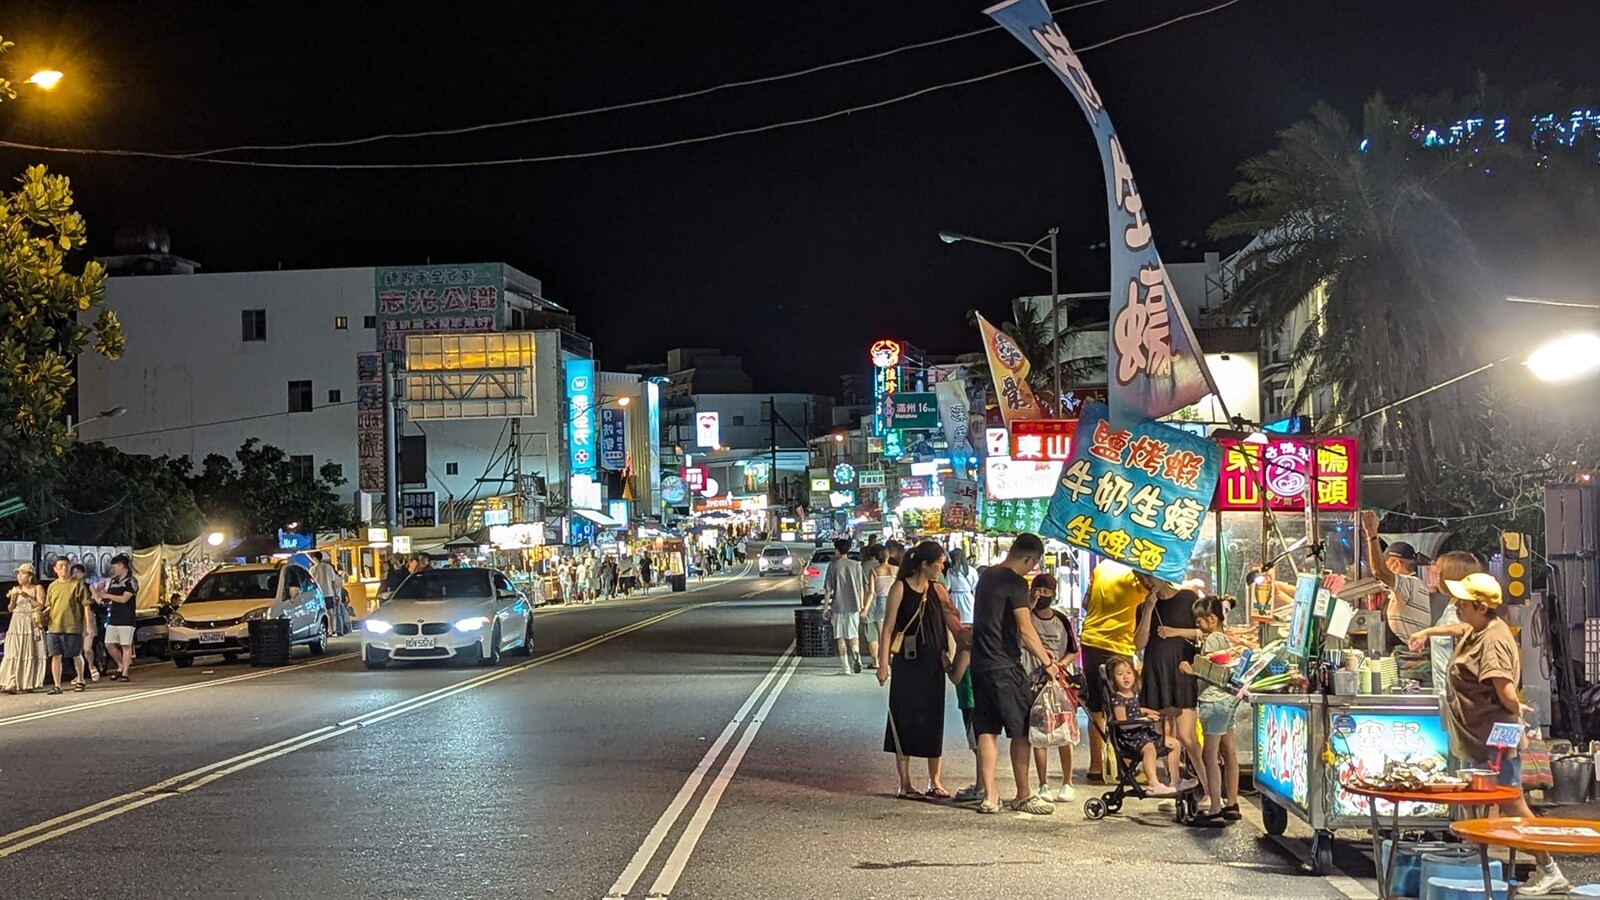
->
xmin=1080 ymin=559 xmax=1162 ymax=781
xmin=42 ymin=557 xmax=96 ymax=694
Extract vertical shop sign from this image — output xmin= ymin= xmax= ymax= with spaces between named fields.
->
xmin=374 ymin=263 xmax=502 ymax=356
xmin=600 ymin=407 xmax=627 ymax=471
xmin=566 ymin=359 xmax=598 ymax=478
xmin=356 ymin=352 xmax=386 ymax=492
xmin=942 ymin=479 xmax=978 ymax=530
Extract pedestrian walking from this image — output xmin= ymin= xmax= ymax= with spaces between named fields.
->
xmin=70 ymin=563 xmax=102 ymax=684
xmin=860 ymin=545 xmax=893 ymax=671
xmin=822 ymin=537 xmax=868 ymax=675
xmin=619 ymin=554 xmax=638 ymax=595
xmin=876 ymin=540 xmax=953 ymax=800
xmin=1138 ymin=576 xmax=1212 ymax=820
xmin=1021 ymin=574 xmax=1079 ymax=804
xmin=639 ymin=554 xmax=653 ymax=594
xmin=943 ymin=548 xmax=977 ymax=626
xmin=968 ymin=533 xmax=1057 ymax=815
xmin=42 ymin=558 xmax=96 ymax=694
xmin=98 ymin=554 xmax=140 ymax=682
xmin=1 ymin=563 xmax=47 ymax=693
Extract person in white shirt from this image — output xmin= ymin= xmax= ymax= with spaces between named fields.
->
xmin=309 ymin=552 xmax=348 ymax=635
xmin=944 ymin=548 xmax=978 ymax=626
xmin=1360 ymin=511 xmax=1430 ymax=644
xmin=823 ymin=537 xmax=869 ymax=675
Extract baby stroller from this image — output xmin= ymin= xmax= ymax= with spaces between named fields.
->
xmin=1082 ymin=662 xmax=1201 ymax=824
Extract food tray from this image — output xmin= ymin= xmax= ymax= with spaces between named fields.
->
xmin=1418 ymin=781 xmax=1470 ymax=793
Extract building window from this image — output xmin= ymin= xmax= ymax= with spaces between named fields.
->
xmin=241 ymin=309 xmax=267 ymax=342
xmin=328 ymin=389 xmax=342 ymax=404
xmin=288 ymin=380 xmax=313 ymax=413
xmin=363 ymin=315 xmax=377 ymax=329
xmin=732 ymin=415 xmax=745 ymax=426
xmin=334 ymin=316 xmax=348 ymax=330
xmin=446 ymin=462 xmax=459 ymax=476
xmin=290 ymin=455 xmax=315 ymax=481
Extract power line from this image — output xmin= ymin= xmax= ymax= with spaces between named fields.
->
xmin=179 ymin=0 xmax=1117 ymax=159
xmin=0 ymin=0 xmax=1243 ymax=171
xmin=94 ymin=399 xmax=358 ymax=442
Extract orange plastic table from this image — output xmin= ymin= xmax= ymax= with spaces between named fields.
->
xmin=1451 ymin=817 xmax=1600 ymax=900
xmin=1342 ymin=783 xmax=1523 ymax=900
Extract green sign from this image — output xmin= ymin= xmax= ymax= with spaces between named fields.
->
xmin=979 ymin=497 xmax=1048 ymax=534
xmin=886 ymin=392 xmax=940 ymax=430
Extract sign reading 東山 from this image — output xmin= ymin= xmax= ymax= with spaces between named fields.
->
xmin=400 ymin=491 xmax=437 ymax=527
xmin=1040 ymin=402 xmax=1222 ymax=582
xmin=375 ymin=263 xmax=501 ymax=355
xmin=1010 ymin=419 xmax=1079 ymax=462
xmin=695 ymin=411 xmax=721 ymax=448
xmin=858 ymin=469 xmax=886 ymax=488
xmin=356 ymin=352 xmax=386 ymax=493
xmin=565 ymin=360 xmax=598 ymax=478
xmin=600 ymin=407 xmax=627 ymax=471
xmin=832 ymin=463 xmax=856 ymax=485
xmin=886 ymin=392 xmax=940 ymax=430
xmin=682 ymin=466 xmax=706 ymax=494
xmin=942 ymin=479 xmax=978 ymax=530
xmin=1214 ymin=437 xmax=1359 ymax=512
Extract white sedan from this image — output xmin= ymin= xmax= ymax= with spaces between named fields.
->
xmin=361 ymin=568 xmax=533 ymax=669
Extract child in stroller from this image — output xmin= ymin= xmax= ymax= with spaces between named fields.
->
xmin=1082 ymin=657 xmax=1203 ymax=823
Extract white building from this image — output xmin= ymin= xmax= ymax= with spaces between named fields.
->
xmin=77 ymin=263 xmax=601 ymax=533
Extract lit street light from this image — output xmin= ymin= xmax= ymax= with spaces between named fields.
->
xmin=68 ymin=406 xmax=126 ymax=434
xmin=25 ymin=70 xmax=64 ymax=90
xmin=1525 ymin=332 xmax=1600 ymax=382
xmin=939 ymin=227 xmax=1062 ymax=408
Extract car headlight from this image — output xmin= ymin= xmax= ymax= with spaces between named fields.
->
xmin=783 ymin=557 xmax=793 ymax=565
xmin=364 ymin=619 xmax=393 ymax=635
xmin=454 ymin=616 xmax=491 ymax=632
xmin=241 ymin=608 xmax=271 ymax=622
xmin=168 ymin=613 xmax=187 ymax=627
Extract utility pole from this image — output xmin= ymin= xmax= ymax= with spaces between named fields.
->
xmin=769 ymin=397 xmax=778 ymax=533
xmin=384 ymin=360 xmax=400 ymax=529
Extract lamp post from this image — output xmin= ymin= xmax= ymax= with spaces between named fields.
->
xmin=940 ymin=227 xmax=1061 ymax=410
xmin=25 ymin=70 xmax=64 ymax=90
xmin=67 ymin=406 xmax=126 ymax=435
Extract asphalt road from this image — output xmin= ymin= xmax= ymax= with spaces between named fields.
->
xmin=1 ymin=558 xmax=1595 ymax=899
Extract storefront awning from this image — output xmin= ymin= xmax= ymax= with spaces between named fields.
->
xmin=572 ymin=508 xmax=622 ymax=528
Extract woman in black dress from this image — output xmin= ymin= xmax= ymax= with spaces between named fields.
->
xmin=876 ymin=541 xmax=952 ymax=799
xmin=1136 ymin=578 xmax=1219 ymax=823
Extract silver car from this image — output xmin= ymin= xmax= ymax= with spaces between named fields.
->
xmin=362 ymin=568 xmax=533 ymax=669
xmin=757 ymin=545 xmax=795 ymax=576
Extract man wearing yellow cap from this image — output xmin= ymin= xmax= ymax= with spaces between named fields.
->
xmin=1442 ymin=572 xmax=1570 ymax=896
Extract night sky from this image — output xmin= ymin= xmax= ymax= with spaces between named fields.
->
xmin=4 ymin=1 xmax=1598 ymax=395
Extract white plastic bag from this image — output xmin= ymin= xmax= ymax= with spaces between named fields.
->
xmin=1029 ymin=677 xmax=1079 ymax=748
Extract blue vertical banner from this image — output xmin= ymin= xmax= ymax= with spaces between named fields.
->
xmin=600 ymin=406 xmax=627 ymax=471
xmin=986 ymin=0 xmax=1219 ymax=425
xmin=565 ymin=359 xmax=598 ymax=478
xmin=1039 ymin=402 xmax=1221 ymax=582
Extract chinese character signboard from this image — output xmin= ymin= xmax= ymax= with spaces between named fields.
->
xmin=375 ymin=263 xmax=502 ymax=355
xmin=1040 ymin=402 xmax=1222 ymax=581
xmin=566 ymin=360 xmax=598 ymax=478
xmin=858 ymin=469 xmax=886 ymax=488
xmin=1213 ymin=437 xmax=1358 ymax=512
xmin=988 ymin=2 xmax=1217 ymax=425
xmin=976 ymin=313 xmax=1048 ymax=427
xmin=682 ymin=466 xmax=706 ymax=494
xmin=600 ymin=407 xmax=627 ymax=471
xmin=935 ymin=379 xmax=971 ymax=454
xmin=898 ymin=477 xmax=930 ymax=498
xmin=886 ymin=392 xmax=940 ymax=430
xmin=400 ymin=491 xmax=437 ymax=528
xmin=979 ymin=497 xmax=1050 ymax=534
xmin=1010 ymin=419 xmax=1078 ymax=462
xmin=356 ymin=352 xmax=386 ymax=493
xmin=942 ymin=479 xmax=978 ymax=530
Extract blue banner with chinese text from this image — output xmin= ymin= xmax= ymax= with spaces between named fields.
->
xmin=987 ymin=0 xmax=1217 ymax=425
xmin=1039 ymin=402 xmax=1221 ymax=581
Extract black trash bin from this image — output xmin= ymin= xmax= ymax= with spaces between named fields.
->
xmin=248 ymin=618 xmax=292 ymax=666
xmin=794 ymin=608 xmax=835 ymax=658
xmin=669 ymin=574 xmax=687 ymax=593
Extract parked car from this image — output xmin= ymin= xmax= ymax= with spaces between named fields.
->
xmin=167 ymin=562 xmax=331 ymax=667
xmin=802 ymin=548 xmax=859 ymax=603
xmin=360 ymin=567 xmax=532 ymax=669
xmin=758 ymin=545 xmax=795 ymax=577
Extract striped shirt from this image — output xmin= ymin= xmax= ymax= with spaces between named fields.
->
xmin=1385 ymin=572 xmax=1432 ymax=640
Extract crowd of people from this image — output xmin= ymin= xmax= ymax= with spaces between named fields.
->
xmin=2 ymin=554 xmax=141 ymax=694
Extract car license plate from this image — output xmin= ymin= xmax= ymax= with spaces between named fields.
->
xmin=404 ymin=637 xmax=436 ymax=650
xmin=199 ymin=632 xmax=224 ymax=644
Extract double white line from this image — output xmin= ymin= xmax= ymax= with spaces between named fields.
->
xmin=605 ymin=643 xmax=800 ymax=899
xmin=0 ymin=601 xmax=714 ymax=859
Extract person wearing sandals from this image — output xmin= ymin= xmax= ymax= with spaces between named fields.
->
xmin=2 ymin=563 xmax=48 ymax=693
xmin=876 ymin=541 xmax=953 ymax=801
xmin=41 ymin=557 xmax=96 ymax=695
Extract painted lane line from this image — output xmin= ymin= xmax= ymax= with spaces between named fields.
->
xmin=0 ymin=653 xmax=353 ymax=730
xmin=1238 ymin=797 xmax=1375 ymax=899
xmin=0 ymin=600 xmax=719 ymax=859
xmin=604 ymin=644 xmax=797 ymax=900
xmin=647 ymin=654 xmax=802 ymax=898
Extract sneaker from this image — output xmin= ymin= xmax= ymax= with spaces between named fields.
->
xmin=1517 ymin=869 xmax=1573 ymax=896
xmin=1176 ymin=777 xmax=1200 ymax=793
xmin=836 ymin=668 xmax=854 ymax=676
xmin=1054 ymin=783 xmax=1077 ymax=802
xmin=953 ymin=785 xmax=985 ymax=803
xmin=1010 ymin=794 xmax=1054 ymax=816
xmin=1036 ymin=784 xmax=1055 ymax=804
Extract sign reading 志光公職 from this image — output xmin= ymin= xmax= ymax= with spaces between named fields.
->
xmin=375 ymin=263 xmax=502 ymax=355
xmin=1213 ymin=437 xmax=1359 ymax=512
xmin=1010 ymin=419 xmax=1078 ymax=462
xmin=1040 ymin=402 xmax=1222 ymax=582
xmin=356 ymin=352 xmax=387 ymax=493
xmin=566 ymin=360 xmax=598 ymax=478
xmin=987 ymin=1 xmax=1217 ymax=425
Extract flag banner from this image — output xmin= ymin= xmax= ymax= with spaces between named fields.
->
xmin=935 ymin=379 xmax=972 ymax=456
xmin=976 ymin=312 xmax=1048 ymax=427
xmin=986 ymin=0 xmax=1218 ymax=424
xmin=1040 ymin=402 xmax=1222 ymax=581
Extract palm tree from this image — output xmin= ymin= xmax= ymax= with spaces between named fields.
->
xmin=1210 ymin=95 xmax=1491 ymax=506
xmin=965 ymin=300 xmax=1106 ymax=416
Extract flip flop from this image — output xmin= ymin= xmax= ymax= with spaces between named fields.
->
xmin=925 ymin=787 xmax=953 ymax=800
xmin=895 ymin=788 xmax=925 ymax=801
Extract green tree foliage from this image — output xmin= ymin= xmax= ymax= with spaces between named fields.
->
xmin=182 ymin=439 xmax=357 ymax=537
xmin=36 ymin=443 xmax=205 ymax=547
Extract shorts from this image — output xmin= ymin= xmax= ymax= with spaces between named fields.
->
xmin=971 ymin=665 xmax=1032 ymax=739
xmin=104 ymin=625 xmax=137 ymax=645
xmin=1081 ymin=645 xmax=1131 ymax=714
xmin=1198 ymin=698 xmax=1234 ymax=736
xmin=45 ymin=632 xmax=84 ymax=658
xmin=831 ymin=613 xmax=859 ymax=641
xmin=862 ymin=617 xmax=882 ymax=643
xmin=1497 ymin=754 xmax=1522 ymax=788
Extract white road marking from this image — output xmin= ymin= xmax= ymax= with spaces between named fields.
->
xmin=1238 ymin=799 xmax=1376 ymax=899
xmin=604 ymin=644 xmax=796 ymax=900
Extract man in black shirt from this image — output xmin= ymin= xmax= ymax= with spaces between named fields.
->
xmin=969 ymin=532 xmax=1057 ymax=815
xmin=99 ymin=554 xmax=140 ymax=682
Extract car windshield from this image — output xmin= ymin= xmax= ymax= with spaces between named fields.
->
xmin=187 ymin=570 xmax=278 ymax=603
xmin=393 ymin=569 xmax=492 ymax=601
xmin=762 ymin=548 xmax=789 ymax=557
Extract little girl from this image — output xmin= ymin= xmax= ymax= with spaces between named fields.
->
xmin=1107 ymin=657 xmax=1178 ymax=796
xmin=1179 ymin=595 xmax=1240 ymax=825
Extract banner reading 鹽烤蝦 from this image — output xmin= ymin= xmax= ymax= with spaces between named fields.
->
xmin=986 ymin=0 xmax=1218 ymax=425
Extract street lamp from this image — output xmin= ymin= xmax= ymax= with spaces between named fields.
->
xmin=68 ymin=406 xmax=126 ymax=434
xmin=939 ymin=227 xmax=1062 ymax=409
xmin=25 ymin=70 xmax=64 ymax=90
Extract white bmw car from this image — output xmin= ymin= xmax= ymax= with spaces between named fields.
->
xmin=361 ymin=568 xmax=533 ymax=669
